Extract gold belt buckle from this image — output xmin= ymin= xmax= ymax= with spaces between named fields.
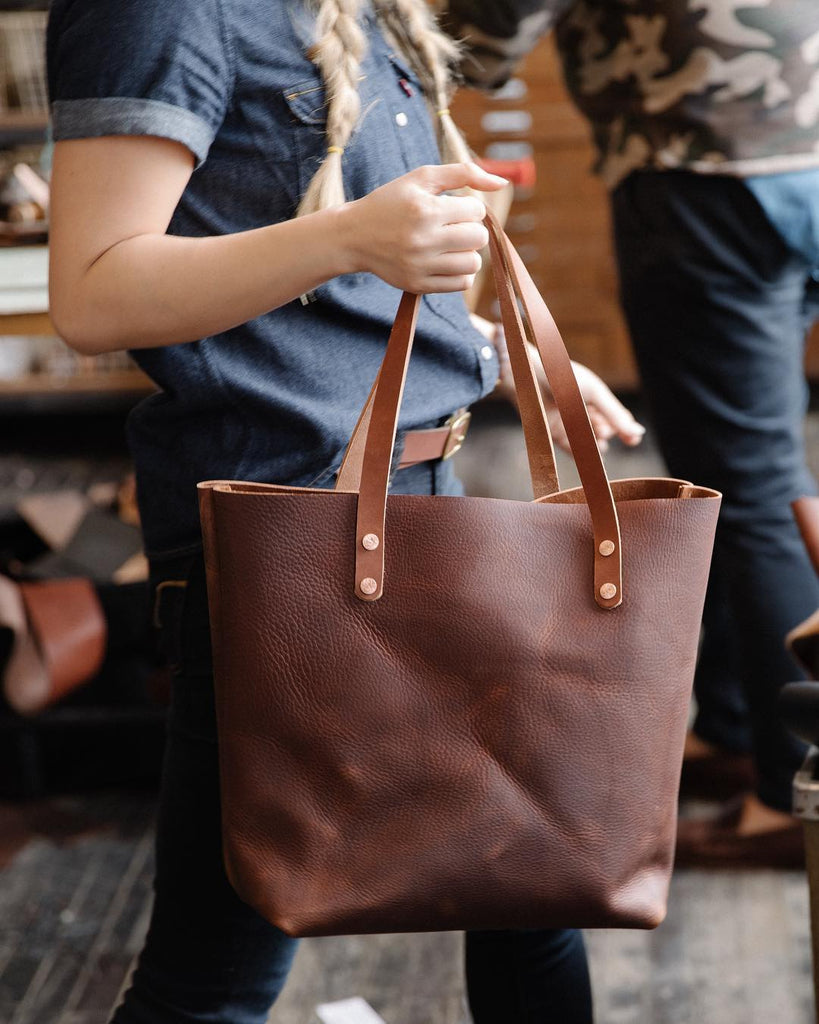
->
xmin=442 ymin=409 xmax=471 ymax=461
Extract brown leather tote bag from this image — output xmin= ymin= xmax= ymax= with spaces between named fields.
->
xmin=198 ymin=216 xmax=721 ymax=938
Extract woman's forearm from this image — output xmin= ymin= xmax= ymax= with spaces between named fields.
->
xmin=48 ymin=136 xmax=506 ymax=355
xmin=52 ymin=207 xmax=352 ymax=354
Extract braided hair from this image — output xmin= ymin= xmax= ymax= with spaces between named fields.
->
xmin=296 ymin=0 xmax=472 ymax=217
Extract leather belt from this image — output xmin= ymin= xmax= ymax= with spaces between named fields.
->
xmin=397 ymin=409 xmax=471 ymax=470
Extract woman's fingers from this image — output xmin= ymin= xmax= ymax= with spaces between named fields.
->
xmin=437 ymin=193 xmax=488 ymax=224
xmin=423 ymin=273 xmax=478 ymax=293
xmin=552 ymin=409 xmax=610 ymax=453
xmin=349 ymin=164 xmax=506 ymax=292
xmin=465 ymin=324 xmax=644 ymax=453
xmin=571 ymin=362 xmax=645 ymax=446
xmin=468 ymin=312 xmax=496 ymax=340
xmin=438 ymin=221 xmax=490 ymax=254
xmin=419 ymin=162 xmax=509 ymax=196
xmin=426 ymin=251 xmax=483 ymax=278
xmin=588 ymin=407 xmax=615 ymax=440
xmin=588 ymin=409 xmax=615 ymax=453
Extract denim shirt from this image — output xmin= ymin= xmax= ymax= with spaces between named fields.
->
xmin=746 ymin=170 xmax=819 ymax=278
xmin=47 ymin=0 xmax=499 ymax=557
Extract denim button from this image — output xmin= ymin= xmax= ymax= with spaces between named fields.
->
xmin=480 ymin=345 xmax=494 ymax=360
xmin=395 ymin=111 xmax=408 ymax=127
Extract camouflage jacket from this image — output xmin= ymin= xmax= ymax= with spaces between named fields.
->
xmin=445 ymin=1 xmax=819 ymax=188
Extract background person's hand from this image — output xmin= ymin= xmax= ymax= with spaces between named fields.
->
xmin=470 ymin=314 xmax=645 ymax=454
xmin=343 ymin=163 xmax=508 ymax=294
xmin=559 ymin=360 xmax=645 ymax=452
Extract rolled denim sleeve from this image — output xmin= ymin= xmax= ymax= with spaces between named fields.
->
xmin=47 ymin=0 xmax=234 ymax=166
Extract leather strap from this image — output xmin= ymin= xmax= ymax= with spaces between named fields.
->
xmin=336 ymin=366 xmax=381 ymax=492
xmin=337 ymin=395 xmax=469 ymax=486
xmin=491 ymin=222 xmax=622 ymax=609
xmin=353 ymin=292 xmax=420 ymax=599
xmin=398 ymin=419 xmax=468 ymax=469
xmin=346 ymin=212 xmax=622 ymax=609
xmin=485 ymin=230 xmax=559 ymax=497
xmin=338 ymin=278 xmax=558 ymax=498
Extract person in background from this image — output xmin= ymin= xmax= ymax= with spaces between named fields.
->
xmin=47 ymin=0 xmax=643 ymax=1021
xmin=445 ymin=0 xmax=819 ymax=866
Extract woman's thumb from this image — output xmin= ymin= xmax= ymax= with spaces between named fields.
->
xmin=423 ymin=162 xmax=509 ymax=194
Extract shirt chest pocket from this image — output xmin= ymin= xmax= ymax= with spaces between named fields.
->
xmin=284 ymin=78 xmax=328 ymax=128
xmin=281 ymin=74 xmax=330 ymax=203
xmin=282 ymin=51 xmax=441 ymax=205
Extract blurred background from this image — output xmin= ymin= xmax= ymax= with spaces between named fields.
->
xmin=0 ymin=3 xmax=817 ymax=1023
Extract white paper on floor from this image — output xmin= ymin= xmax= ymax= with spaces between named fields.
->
xmin=315 ymin=996 xmax=388 ymax=1024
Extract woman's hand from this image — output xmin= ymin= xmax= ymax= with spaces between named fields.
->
xmin=470 ymin=314 xmax=645 ymax=453
xmin=341 ymin=163 xmax=508 ymax=293
xmin=560 ymin=361 xmax=645 ymax=452
xmin=49 ymin=142 xmax=506 ymax=355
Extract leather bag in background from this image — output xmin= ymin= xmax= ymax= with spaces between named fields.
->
xmin=198 ymin=215 xmax=721 ymax=938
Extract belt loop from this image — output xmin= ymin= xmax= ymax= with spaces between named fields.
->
xmin=152 ymin=579 xmax=188 ymax=629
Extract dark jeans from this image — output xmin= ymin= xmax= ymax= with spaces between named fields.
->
xmin=111 ymin=460 xmax=592 ymax=1024
xmin=612 ymin=170 xmax=819 ymax=810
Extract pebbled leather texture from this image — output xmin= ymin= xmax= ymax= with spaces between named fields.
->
xmin=198 ymin=222 xmax=722 ymax=938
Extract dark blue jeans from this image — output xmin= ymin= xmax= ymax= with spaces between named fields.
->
xmin=111 ymin=460 xmax=592 ymax=1024
xmin=612 ymin=170 xmax=819 ymax=811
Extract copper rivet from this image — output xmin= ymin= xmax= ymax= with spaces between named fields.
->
xmin=599 ymin=540 xmax=615 ymax=557
xmin=362 ymin=533 xmax=380 ymax=551
xmin=359 ymin=577 xmax=378 ymax=596
xmin=599 ymin=583 xmax=617 ymax=600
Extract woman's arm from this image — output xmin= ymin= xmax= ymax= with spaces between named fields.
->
xmin=469 ymin=312 xmax=645 ymax=450
xmin=49 ymin=136 xmax=507 ymax=355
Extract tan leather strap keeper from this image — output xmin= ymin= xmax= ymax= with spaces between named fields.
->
xmin=397 ymin=410 xmax=471 ymax=469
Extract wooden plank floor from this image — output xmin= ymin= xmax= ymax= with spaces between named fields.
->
xmin=3 ymin=402 xmax=819 ymax=1023
xmin=0 ymin=794 xmax=156 ymax=1024
xmin=1 ymin=796 xmax=812 ymax=1024
xmin=275 ymin=869 xmax=815 ymax=1024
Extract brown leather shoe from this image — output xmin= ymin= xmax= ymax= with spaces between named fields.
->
xmin=678 ymin=745 xmax=755 ymax=801
xmin=675 ymin=796 xmax=805 ymax=869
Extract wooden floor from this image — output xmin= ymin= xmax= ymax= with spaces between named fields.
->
xmin=2 ymin=402 xmax=819 ymax=1024
xmin=0 ymin=794 xmax=156 ymax=1024
xmin=0 ymin=791 xmax=813 ymax=1024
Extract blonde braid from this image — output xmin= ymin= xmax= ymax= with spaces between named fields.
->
xmin=373 ymin=0 xmax=473 ymax=165
xmin=298 ymin=0 xmax=472 ymax=218
xmin=296 ymin=0 xmax=368 ymax=216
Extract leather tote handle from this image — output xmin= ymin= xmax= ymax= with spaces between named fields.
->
xmin=336 ymin=225 xmax=560 ymax=500
xmin=340 ymin=210 xmax=622 ymax=610
xmin=492 ymin=218 xmax=622 ymax=610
